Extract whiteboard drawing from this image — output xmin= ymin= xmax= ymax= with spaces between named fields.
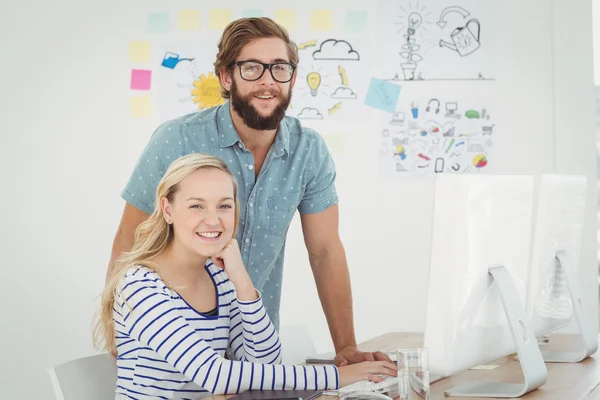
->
xmin=377 ymin=0 xmax=495 ymax=81
xmin=290 ymin=37 xmax=367 ymax=120
xmin=378 ymin=96 xmax=495 ymax=176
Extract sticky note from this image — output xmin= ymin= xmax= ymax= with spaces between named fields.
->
xmin=130 ymin=95 xmax=152 ymax=118
xmin=310 ymin=10 xmax=333 ymax=31
xmin=470 ymin=364 xmax=500 ymax=370
xmin=130 ymin=69 xmax=152 ymax=90
xmin=148 ymin=12 xmax=171 ymax=34
xmin=210 ymin=9 xmax=231 ymax=30
xmin=274 ymin=9 xmax=297 ymax=31
xmin=129 ymin=41 xmax=151 ymax=63
xmin=323 ymin=133 xmax=346 ymax=155
xmin=345 ymin=10 xmax=367 ymax=32
xmin=178 ymin=10 xmax=200 ymax=30
xmin=364 ymin=78 xmax=401 ymax=113
xmin=242 ymin=9 xmax=263 ymax=17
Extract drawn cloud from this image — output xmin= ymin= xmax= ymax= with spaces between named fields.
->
xmin=331 ymin=86 xmax=357 ymax=99
xmin=468 ymin=143 xmax=485 ymax=153
xmin=313 ymin=39 xmax=360 ymax=61
xmin=297 ymin=107 xmax=323 ymax=119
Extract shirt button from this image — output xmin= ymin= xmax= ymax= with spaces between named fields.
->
xmin=248 ymin=164 xmax=254 ymax=170
xmin=238 ymin=142 xmax=243 ymax=148
xmin=249 ymin=203 xmax=254 ymax=208
xmin=245 ymin=238 xmax=250 ymax=243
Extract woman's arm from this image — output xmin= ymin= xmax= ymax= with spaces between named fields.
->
xmin=227 ymin=289 xmax=281 ymax=364
xmin=119 ymin=270 xmax=338 ymax=395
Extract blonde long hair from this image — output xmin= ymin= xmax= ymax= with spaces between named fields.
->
xmin=93 ymin=153 xmax=240 ymax=354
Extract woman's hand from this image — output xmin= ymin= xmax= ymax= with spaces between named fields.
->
xmin=212 ymin=239 xmax=257 ymax=301
xmin=338 ymin=360 xmax=398 ymax=387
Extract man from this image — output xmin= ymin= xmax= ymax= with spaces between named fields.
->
xmin=108 ymin=17 xmax=389 ymax=366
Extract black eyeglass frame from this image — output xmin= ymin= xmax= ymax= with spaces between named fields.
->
xmin=230 ymin=60 xmax=297 ymax=83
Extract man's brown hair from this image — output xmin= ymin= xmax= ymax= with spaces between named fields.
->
xmin=214 ymin=17 xmax=299 ymax=99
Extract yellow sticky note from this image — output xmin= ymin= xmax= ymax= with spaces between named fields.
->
xmin=129 ymin=41 xmax=151 ymax=63
xmin=210 ymin=8 xmax=231 ymax=30
xmin=274 ymin=9 xmax=297 ymax=32
xmin=178 ymin=10 xmax=200 ymax=31
xmin=130 ymin=95 xmax=152 ymax=118
xmin=310 ymin=9 xmax=333 ymax=31
xmin=324 ymin=133 xmax=346 ymax=155
xmin=470 ymin=364 xmax=500 ymax=370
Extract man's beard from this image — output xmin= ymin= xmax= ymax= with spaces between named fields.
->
xmin=230 ymin=80 xmax=292 ymax=130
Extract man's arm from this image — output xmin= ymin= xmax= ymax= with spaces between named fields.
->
xmin=105 ymin=203 xmax=150 ymax=283
xmin=300 ymin=204 xmax=391 ymax=366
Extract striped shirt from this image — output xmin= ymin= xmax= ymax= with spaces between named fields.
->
xmin=113 ymin=262 xmax=338 ymax=399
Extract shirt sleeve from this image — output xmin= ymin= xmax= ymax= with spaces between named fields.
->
xmin=121 ymin=120 xmax=185 ymax=214
xmin=227 ymin=287 xmax=282 ymax=365
xmin=298 ymin=132 xmax=339 ymax=215
xmin=117 ymin=270 xmax=339 ymax=395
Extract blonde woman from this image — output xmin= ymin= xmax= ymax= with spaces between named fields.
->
xmin=95 ymin=153 xmax=397 ymax=399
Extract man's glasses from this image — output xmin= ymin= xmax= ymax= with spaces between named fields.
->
xmin=231 ymin=61 xmax=296 ymax=83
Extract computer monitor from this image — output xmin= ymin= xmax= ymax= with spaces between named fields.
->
xmin=525 ymin=174 xmax=596 ymax=362
xmin=423 ymin=174 xmax=547 ymax=397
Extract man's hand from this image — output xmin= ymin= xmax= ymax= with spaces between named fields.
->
xmin=334 ymin=345 xmax=393 ymax=367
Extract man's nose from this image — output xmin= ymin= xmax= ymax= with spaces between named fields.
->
xmin=257 ymin=67 xmax=275 ymax=86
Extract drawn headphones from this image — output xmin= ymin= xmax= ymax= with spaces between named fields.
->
xmin=426 ymin=98 xmax=440 ymax=113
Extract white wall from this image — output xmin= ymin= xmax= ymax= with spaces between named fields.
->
xmin=0 ymin=0 xmax=596 ymax=398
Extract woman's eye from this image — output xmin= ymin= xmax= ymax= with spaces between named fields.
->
xmin=220 ymin=204 xmax=233 ymax=209
xmin=190 ymin=204 xmax=202 ymax=209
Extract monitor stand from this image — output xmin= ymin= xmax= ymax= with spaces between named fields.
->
xmin=534 ymin=250 xmax=598 ymax=362
xmin=445 ymin=266 xmax=548 ymax=398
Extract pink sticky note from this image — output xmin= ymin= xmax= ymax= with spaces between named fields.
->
xmin=130 ymin=69 xmax=152 ymax=90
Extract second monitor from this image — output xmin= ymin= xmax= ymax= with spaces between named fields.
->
xmin=423 ymin=174 xmax=547 ymax=398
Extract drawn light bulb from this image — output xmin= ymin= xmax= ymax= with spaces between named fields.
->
xmin=407 ymin=12 xmax=422 ymax=35
xmin=306 ymin=72 xmax=321 ymax=97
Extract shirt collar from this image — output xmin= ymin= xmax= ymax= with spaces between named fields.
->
xmin=217 ymin=101 xmax=290 ymax=158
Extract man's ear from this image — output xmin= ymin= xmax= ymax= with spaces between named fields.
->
xmin=219 ymin=68 xmax=233 ymax=92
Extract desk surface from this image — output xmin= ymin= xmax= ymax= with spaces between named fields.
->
xmin=208 ymin=332 xmax=600 ymax=400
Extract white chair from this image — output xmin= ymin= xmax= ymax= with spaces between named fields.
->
xmin=48 ymin=353 xmax=117 ymax=400
xmin=278 ymin=324 xmax=318 ymax=365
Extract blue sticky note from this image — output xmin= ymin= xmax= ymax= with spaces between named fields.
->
xmin=148 ymin=12 xmax=171 ymax=33
xmin=364 ymin=78 xmax=401 ymax=113
xmin=345 ymin=10 xmax=367 ymax=32
xmin=242 ymin=9 xmax=264 ymax=17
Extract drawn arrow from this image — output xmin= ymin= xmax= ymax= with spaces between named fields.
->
xmin=298 ymin=40 xmax=317 ymax=50
xmin=452 ymin=163 xmax=460 ymax=171
xmin=437 ymin=6 xmax=470 ymax=29
xmin=338 ymin=66 xmax=348 ymax=86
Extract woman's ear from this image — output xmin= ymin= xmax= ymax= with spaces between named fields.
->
xmin=161 ymin=197 xmax=173 ymax=224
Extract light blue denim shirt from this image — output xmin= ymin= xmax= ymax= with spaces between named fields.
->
xmin=121 ymin=102 xmax=338 ymax=329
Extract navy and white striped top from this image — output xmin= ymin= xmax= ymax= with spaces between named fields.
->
xmin=113 ymin=262 xmax=339 ymax=399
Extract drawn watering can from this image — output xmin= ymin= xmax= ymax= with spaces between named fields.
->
xmin=439 ymin=19 xmax=481 ymax=56
xmin=161 ymin=52 xmax=195 ymax=69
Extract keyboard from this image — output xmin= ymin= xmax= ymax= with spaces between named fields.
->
xmin=335 ymin=375 xmax=398 ymax=396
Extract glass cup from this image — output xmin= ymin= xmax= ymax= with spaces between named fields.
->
xmin=397 ymin=348 xmax=430 ymax=400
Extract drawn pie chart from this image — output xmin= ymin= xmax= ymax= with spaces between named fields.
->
xmin=473 ymin=154 xmax=488 ymax=168
xmin=396 ymin=145 xmax=407 ymax=160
